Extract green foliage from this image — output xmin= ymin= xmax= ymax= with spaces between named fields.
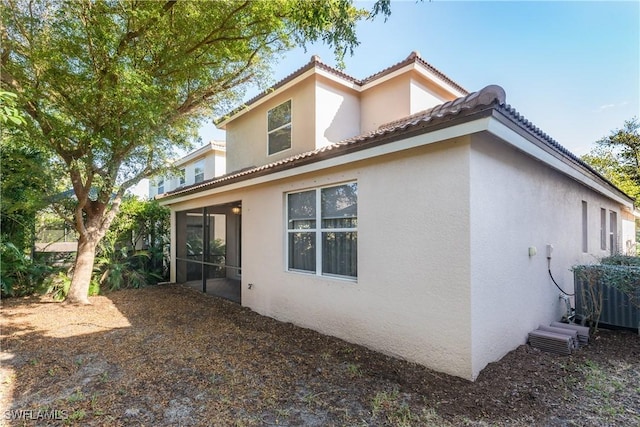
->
xmin=581 ymin=117 xmax=640 ymax=199
xmin=573 ymin=262 xmax=640 ymax=330
xmin=1 ymin=0 xmax=390 ymax=299
xmin=0 ymin=137 xmax=54 ymax=252
xmin=601 ymin=254 xmax=640 ymax=266
xmin=0 ymin=240 xmax=53 ymax=297
xmin=106 ymin=196 xmax=169 ymax=252
xmin=94 ymin=197 xmax=169 ymax=291
xmin=573 ymin=264 xmax=640 ymax=301
xmin=94 ymin=237 xmax=159 ymax=291
xmin=0 ymin=90 xmax=25 ymax=126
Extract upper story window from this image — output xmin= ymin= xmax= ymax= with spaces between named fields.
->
xmin=194 ymin=159 xmax=205 ymax=183
xmin=157 ymin=177 xmax=164 ymax=194
xmin=179 ymin=168 xmax=186 ymax=186
xmin=267 ymin=100 xmax=292 ymax=155
xmin=287 ymin=182 xmax=357 ymax=279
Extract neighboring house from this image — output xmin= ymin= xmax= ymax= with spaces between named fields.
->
xmin=157 ymin=52 xmax=636 ymax=381
xmin=149 ymin=141 xmax=226 ymax=198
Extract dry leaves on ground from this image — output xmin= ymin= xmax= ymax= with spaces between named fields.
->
xmin=1 ymin=285 xmax=639 ymax=426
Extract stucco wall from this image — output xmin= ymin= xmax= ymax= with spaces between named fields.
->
xmin=244 ymin=137 xmax=473 ymax=378
xmin=168 ymin=136 xmax=476 ymax=379
xmin=150 ymin=149 xmax=225 ymax=197
xmin=621 ymin=210 xmax=637 ymax=254
xmin=409 ymin=78 xmax=448 ymax=114
xmin=315 ymin=77 xmax=360 ymax=147
xmin=360 ymin=75 xmax=411 ymax=134
xmin=226 ymin=78 xmax=316 ymax=173
xmin=468 ymin=134 xmax=626 ymax=378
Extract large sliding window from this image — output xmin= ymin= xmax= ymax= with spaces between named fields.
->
xmin=287 ymin=183 xmax=357 ymax=279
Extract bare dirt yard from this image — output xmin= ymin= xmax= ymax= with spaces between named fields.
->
xmin=1 ymin=284 xmax=639 ymax=426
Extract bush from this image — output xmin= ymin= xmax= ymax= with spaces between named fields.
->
xmin=601 ymin=254 xmax=640 ymax=266
xmin=45 ymin=271 xmax=100 ymax=301
xmin=94 ymin=235 xmax=163 ymax=291
xmin=572 ymin=263 xmax=640 ymax=331
xmin=1 ymin=240 xmax=54 ymax=297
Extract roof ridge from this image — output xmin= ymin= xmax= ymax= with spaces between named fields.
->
xmin=360 ymin=51 xmax=468 ymax=94
xmin=217 ymin=55 xmax=358 ymax=125
xmin=162 ymin=85 xmax=504 ymax=200
xmin=414 ymin=55 xmax=469 ymax=95
xmin=378 ymin=84 xmax=504 ymax=131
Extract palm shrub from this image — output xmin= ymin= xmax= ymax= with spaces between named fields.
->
xmin=92 ymin=197 xmax=169 ymax=292
xmin=94 ymin=235 xmax=160 ymax=291
xmin=0 ymin=240 xmax=53 ymax=297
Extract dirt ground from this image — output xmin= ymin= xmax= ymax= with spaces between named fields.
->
xmin=1 ymin=285 xmax=639 ymax=426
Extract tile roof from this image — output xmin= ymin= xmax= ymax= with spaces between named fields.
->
xmin=160 ymin=82 xmax=631 ymax=203
xmin=159 ymin=85 xmax=505 ymax=200
xmin=360 ymin=51 xmax=468 ymax=95
xmin=217 ymin=52 xmax=468 ymax=126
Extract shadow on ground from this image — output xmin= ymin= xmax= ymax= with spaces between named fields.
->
xmin=1 ymin=284 xmax=639 ymax=426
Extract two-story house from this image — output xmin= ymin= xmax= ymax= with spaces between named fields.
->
xmin=149 ymin=141 xmax=226 ymax=198
xmin=157 ymin=52 xmax=635 ymax=381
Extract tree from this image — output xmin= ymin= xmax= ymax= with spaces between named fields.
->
xmin=1 ymin=0 xmax=390 ymax=303
xmin=0 ymin=90 xmax=53 ymax=252
xmin=582 ymin=118 xmax=640 ymax=200
xmin=0 ymin=90 xmax=25 ymax=125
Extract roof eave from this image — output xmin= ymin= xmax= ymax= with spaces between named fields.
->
xmin=216 ymin=62 xmax=358 ymax=129
xmin=488 ymin=107 xmax=634 ymax=205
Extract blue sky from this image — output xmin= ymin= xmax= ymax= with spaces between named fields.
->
xmin=199 ymin=1 xmax=639 ymax=156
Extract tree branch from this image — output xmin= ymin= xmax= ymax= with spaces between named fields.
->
xmin=115 ymin=0 xmax=178 ymax=55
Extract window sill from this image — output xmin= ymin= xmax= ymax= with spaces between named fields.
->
xmin=286 ymin=269 xmax=357 ymax=284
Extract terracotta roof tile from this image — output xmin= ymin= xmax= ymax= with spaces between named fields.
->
xmin=159 ymin=85 xmax=504 ymax=200
xmin=495 ymin=103 xmax=622 ymax=191
xmin=218 ymin=52 xmax=468 ymax=125
xmin=220 ymin=56 xmax=358 ymax=122
xmin=361 ymin=51 xmax=469 ymax=95
xmin=162 ymin=83 xmax=631 ymax=203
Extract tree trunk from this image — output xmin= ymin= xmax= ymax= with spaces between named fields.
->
xmin=66 ymin=234 xmax=98 ymax=304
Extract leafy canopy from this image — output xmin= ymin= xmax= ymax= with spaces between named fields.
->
xmin=1 ymin=0 xmax=391 ymax=301
xmin=582 ymin=118 xmax=640 ymax=199
xmin=2 ymin=0 xmax=384 ymax=203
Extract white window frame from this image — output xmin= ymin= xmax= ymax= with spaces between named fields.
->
xmin=267 ymin=99 xmax=292 ymax=156
xmin=179 ymin=168 xmax=186 ymax=186
xmin=286 ymin=182 xmax=357 ymax=280
xmin=194 ymin=159 xmax=205 ymax=183
xmin=600 ymin=208 xmax=607 ymax=250
xmin=609 ymin=210 xmax=618 ymax=255
xmin=157 ymin=177 xmax=164 ymax=194
xmin=581 ymin=201 xmax=588 ymax=253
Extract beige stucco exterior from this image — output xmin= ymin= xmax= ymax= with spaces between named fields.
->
xmin=223 ymin=54 xmax=463 ymax=173
xmin=150 ymin=142 xmax=226 ymax=198
xmin=163 ymin=116 xmax=635 ymax=380
xmin=468 ymin=134 xmax=628 ymax=376
xmin=167 ymin=135 xmax=475 ymax=378
xmin=160 ymin=54 xmax=635 ymax=380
